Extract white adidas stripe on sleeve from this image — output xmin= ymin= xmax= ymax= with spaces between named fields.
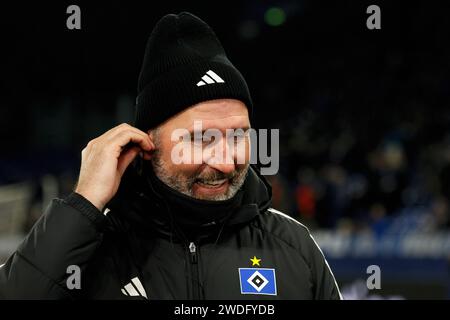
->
xmin=124 ymin=283 xmax=140 ymax=296
xmin=131 ymin=277 xmax=148 ymax=299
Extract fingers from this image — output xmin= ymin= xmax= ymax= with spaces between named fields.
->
xmin=108 ymin=130 xmax=154 ymax=152
xmin=109 ymin=124 xmax=154 ymax=150
xmin=117 ymin=146 xmax=141 ymax=177
xmin=85 ymin=123 xmax=155 ymax=156
xmin=76 ymin=123 xmax=155 ymax=211
xmin=101 ymin=123 xmax=153 ymax=147
xmin=104 ymin=123 xmax=148 ymax=138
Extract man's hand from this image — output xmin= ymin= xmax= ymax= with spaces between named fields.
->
xmin=75 ymin=123 xmax=154 ymax=211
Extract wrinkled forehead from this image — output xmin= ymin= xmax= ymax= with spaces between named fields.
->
xmin=166 ymin=99 xmax=250 ymax=132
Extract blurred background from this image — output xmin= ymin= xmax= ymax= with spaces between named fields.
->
xmin=0 ymin=1 xmax=449 ymax=299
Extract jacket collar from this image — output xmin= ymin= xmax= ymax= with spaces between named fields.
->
xmin=106 ymin=162 xmax=272 ymax=243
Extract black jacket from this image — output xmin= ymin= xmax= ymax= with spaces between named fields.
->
xmin=0 ymin=165 xmax=341 ymax=300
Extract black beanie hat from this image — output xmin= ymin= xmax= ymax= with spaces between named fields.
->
xmin=134 ymin=12 xmax=253 ymax=131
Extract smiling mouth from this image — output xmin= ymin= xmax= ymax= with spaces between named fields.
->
xmin=195 ymin=178 xmax=228 ymax=189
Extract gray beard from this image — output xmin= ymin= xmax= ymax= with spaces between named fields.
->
xmin=150 ymin=153 xmax=249 ymax=201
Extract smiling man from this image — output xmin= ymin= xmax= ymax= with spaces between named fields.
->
xmin=0 ymin=12 xmax=341 ymax=300
xmin=151 ymin=99 xmax=251 ymax=201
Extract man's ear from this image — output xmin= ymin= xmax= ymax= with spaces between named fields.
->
xmin=148 ymin=127 xmax=160 ymax=147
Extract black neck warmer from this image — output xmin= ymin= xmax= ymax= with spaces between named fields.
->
xmin=141 ymin=164 xmax=246 ymax=240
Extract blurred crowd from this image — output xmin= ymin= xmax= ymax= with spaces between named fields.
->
xmin=268 ymin=107 xmax=450 ymax=235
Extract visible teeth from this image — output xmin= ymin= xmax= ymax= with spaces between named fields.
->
xmin=198 ymin=179 xmax=227 ymax=186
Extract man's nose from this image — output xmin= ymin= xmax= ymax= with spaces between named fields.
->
xmin=203 ymin=138 xmax=236 ymax=174
xmin=207 ymin=161 xmax=236 ymax=175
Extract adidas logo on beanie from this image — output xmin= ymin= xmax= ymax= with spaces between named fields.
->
xmin=134 ymin=12 xmax=253 ymax=131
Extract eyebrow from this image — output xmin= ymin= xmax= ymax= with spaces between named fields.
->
xmin=187 ymin=126 xmax=251 ymax=134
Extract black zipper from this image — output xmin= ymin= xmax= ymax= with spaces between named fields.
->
xmin=188 ymin=241 xmax=202 ymax=299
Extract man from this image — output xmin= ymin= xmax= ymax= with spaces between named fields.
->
xmin=0 ymin=12 xmax=341 ymax=299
